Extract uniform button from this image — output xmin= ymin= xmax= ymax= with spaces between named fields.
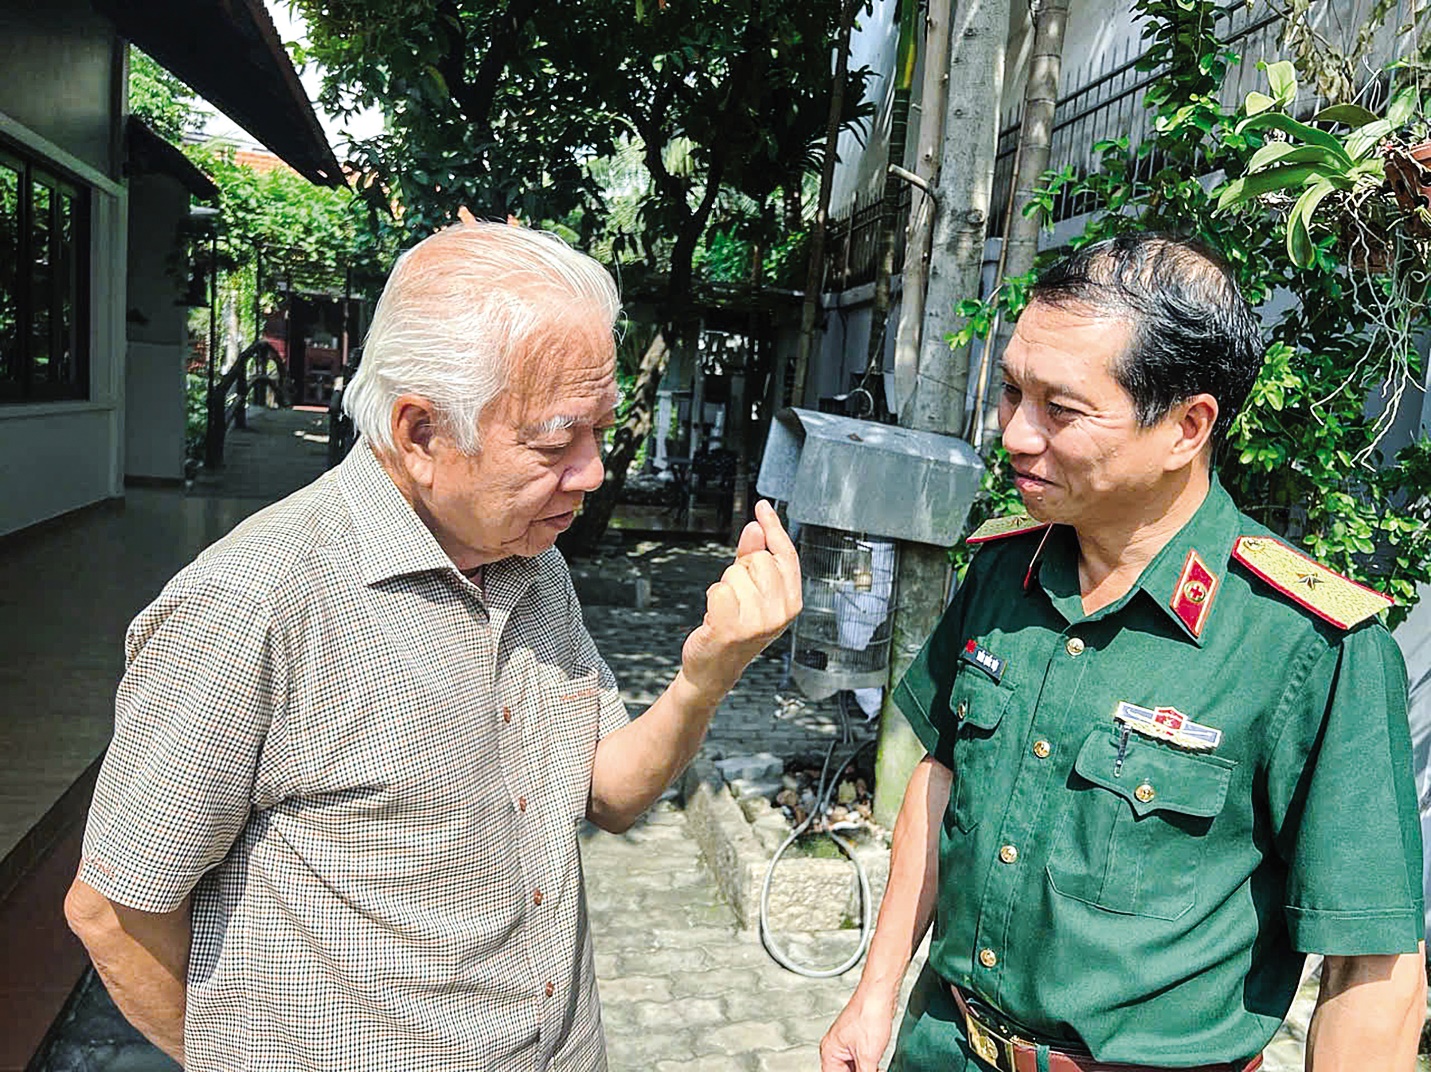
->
xmin=956 ymin=700 xmax=969 ymax=720
xmin=1135 ymin=783 xmax=1156 ymax=804
xmin=998 ymin=845 xmax=1018 ymax=864
xmin=518 ymin=796 xmax=528 ymax=812
xmin=978 ymin=947 xmax=998 ymax=968
xmin=1032 ymin=740 xmax=1052 ymax=759
xmin=1065 ymin=636 xmax=1085 ymax=656
xmin=502 ymin=706 xmax=513 ymax=723
xmin=544 ymin=980 xmax=555 ymax=998
xmin=533 ymin=889 xmax=544 ymax=905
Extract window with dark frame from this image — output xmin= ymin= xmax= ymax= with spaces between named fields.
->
xmin=0 ymin=143 xmax=90 ymax=403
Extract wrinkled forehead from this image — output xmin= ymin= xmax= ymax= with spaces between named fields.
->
xmin=498 ymin=309 xmax=619 ymax=424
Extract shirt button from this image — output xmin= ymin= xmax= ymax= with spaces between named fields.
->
xmin=956 ymin=700 xmax=969 ymax=720
xmin=1135 ymin=783 xmax=1156 ymax=804
xmin=502 ymin=706 xmax=513 ymax=723
xmin=533 ymin=889 xmax=544 ymax=905
xmin=544 ymin=980 xmax=555 ymax=998
xmin=978 ymin=947 xmax=998 ymax=968
xmin=1065 ymin=636 xmax=1085 ymax=656
xmin=1032 ymin=740 xmax=1052 ymax=759
xmin=998 ymin=845 xmax=1018 ymax=864
xmin=518 ymin=796 xmax=528 ymax=812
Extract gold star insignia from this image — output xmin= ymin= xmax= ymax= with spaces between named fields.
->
xmin=1295 ymin=572 xmax=1322 ymax=590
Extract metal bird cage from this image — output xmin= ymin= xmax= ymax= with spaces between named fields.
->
xmin=757 ymin=408 xmax=985 ymax=702
xmin=790 ymin=526 xmax=900 ymax=700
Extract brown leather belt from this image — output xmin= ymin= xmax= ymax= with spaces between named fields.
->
xmin=951 ymin=985 xmax=1264 ymax=1072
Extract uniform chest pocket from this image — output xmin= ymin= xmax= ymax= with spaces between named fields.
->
xmin=949 ymin=671 xmax=1019 ymax=833
xmin=1046 ymin=728 xmax=1235 ymax=921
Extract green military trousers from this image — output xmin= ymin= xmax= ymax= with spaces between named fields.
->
xmin=891 ymin=963 xmax=983 ymax=1072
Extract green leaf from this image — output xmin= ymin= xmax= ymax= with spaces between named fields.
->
xmin=1388 ymin=85 xmax=1418 ymax=127
xmin=1265 ymin=60 xmax=1297 ymax=104
xmin=1344 ymin=119 xmax=1394 ymax=162
xmin=1245 ymin=142 xmax=1345 ymax=172
xmin=1216 ymin=163 xmax=1323 ymax=210
xmin=1245 ymin=91 xmax=1278 ymax=116
xmin=1287 ymin=179 xmax=1338 ymax=267
xmin=1314 ymin=103 xmax=1379 ymax=128
xmin=1235 ymin=113 xmax=1355 ymax=167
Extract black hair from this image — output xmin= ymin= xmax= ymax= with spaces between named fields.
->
xmin=1027 ymin=232 xmax=1263 ymax=445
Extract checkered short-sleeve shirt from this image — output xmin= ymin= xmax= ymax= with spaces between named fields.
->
xmin=80 ymin=441 xmax=631 ymax=1071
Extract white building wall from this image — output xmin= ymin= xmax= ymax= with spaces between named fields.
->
xmin=124 ymin=171 xmax=192 ymax=483
xmin=0 ymin=53 xmax=127 ymax=536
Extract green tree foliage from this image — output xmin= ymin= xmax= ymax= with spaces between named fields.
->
xmin=951 ymin=0 xmax=1431 ymax=620
xmin=294 ymin=0 xmax=869 ymax=310
xmin=127 ymin=48 xmax=209 ymax=142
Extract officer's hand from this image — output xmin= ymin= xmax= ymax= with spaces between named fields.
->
xmin=820 ymin=994 xmax=891 ymax=1072
xmin=680 ymin=500 xmax=801 ymax=699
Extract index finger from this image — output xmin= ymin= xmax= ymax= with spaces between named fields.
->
xmin=754 ymin=500 xmax=797 ymax=559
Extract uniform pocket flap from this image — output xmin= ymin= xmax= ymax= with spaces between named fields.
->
xmin=948 ymin=672 xmax=1016 ymax=732
xmin=1072 ymin=729 xmax=1234 ymax=819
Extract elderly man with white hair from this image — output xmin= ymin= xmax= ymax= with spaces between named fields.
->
xmin=64 ymin=221 xmax=802 ymax=1071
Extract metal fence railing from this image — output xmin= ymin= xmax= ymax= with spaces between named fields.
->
xmin=822 ymin=1 xmax=1420 ymax=291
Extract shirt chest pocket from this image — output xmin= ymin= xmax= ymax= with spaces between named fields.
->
xmin=949 ymin=671 xmax=1019 ymax=833
xmin=1046 ymin=728 xmax=1234 ymax=921
xmin=522 ymin=667 xmax=603 ymax=823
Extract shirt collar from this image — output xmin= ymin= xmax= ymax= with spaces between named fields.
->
xmin=337 ymin=440 xmax=547 ymax=602
xmin=1035 ymin=472 xmax=1240 ymax=645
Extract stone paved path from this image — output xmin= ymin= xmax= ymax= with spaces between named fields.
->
xmin=584 ymin=802 xmax=896 ymax=1072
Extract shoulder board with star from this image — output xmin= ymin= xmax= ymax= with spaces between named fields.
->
xmin=966 ymin=514 xmax=1052 ymax=545
xmin=1230 ymin=535 xmax=1392 ymax=629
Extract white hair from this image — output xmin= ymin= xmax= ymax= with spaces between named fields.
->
xmin=343 ymin=221 xmax=621 ymax=455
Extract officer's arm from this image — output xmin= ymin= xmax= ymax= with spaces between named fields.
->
xmin=821 ymin=756 xmax=951 ymax=1072
xmin=1304 ymin=946 xmax=1426 ymax=1072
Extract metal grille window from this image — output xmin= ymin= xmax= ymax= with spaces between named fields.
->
xmin=0 ymin=144 xmax=90 ymax=402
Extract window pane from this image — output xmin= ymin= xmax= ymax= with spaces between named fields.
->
xmin=0 ymin=161 xmax=18 ymax=387
xmin=29 ymin=179 xmax=51 ymax=386
xmin=57 ymin=190 xmax=78 ymax=386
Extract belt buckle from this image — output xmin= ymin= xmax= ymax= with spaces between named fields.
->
xmin=961 ymin=1003 xmax=1018 ymax=1072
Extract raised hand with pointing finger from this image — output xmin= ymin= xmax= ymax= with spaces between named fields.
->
xmin=584 ymin=499 xmax=802 ymax=832
xmin=680 ymin=499 xmax=803 ymax=699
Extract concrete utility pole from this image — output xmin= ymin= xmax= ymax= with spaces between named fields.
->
xmin=972 ymin=0 xmax=1070 ymax=447
xmin=890 ymin=0 xmax=955 ymax=416
xmin=874 ymin=0 xmax=1010 ymax=828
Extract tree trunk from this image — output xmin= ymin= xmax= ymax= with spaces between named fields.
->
xmin=873 ymin=0 xmax=1010 ymax=828
xmin=863 ymin=0 xmax=921 ymax=373
xmin=788 ymin=0 xmax=861 ymax=409
xmin=890 ymin=0 xmax=956 ymax=416
xmin=972 ymin=0 xmax=1069 ymax=447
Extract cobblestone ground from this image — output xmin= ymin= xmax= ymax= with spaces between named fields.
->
xmin=582 ymin=804 xmax=898 ymax=1072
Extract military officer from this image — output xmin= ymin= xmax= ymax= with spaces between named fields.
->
xmin=821 ymin=233 xmax=1427 ymax=1072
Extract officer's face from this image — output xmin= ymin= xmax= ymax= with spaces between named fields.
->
xmin=998 ymin=301 xmax=1191 ymax=530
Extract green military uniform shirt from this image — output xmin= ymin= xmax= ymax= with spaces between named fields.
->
xmin=890 ymin=475 xmax=1423 ymax=1069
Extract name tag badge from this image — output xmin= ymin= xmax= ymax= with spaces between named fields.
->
xmin=960 ymin=639 xmax=1005 ymax=685
xmin=1113 ymin=701 xmax=1222 ymax=751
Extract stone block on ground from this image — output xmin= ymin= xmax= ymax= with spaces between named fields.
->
xmin=715 ymin=753 xmax=784 ymax=783
xmin=730 ymin=777 xmax=783 ymax=802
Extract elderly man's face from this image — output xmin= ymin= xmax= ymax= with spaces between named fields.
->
xmin=424 ymin=312 xmax=618 ymax=567
xmin=998 ymin=301 xmax=1189 ymax=531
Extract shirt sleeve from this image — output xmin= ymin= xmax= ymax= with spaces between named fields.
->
xmin=79 ymin=581 xmax=287 ymax=913
xmin=1267 ymin=620 xmax=1425 ymax=955
xmin=890 ymin=560 xmax=976 ymax=769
